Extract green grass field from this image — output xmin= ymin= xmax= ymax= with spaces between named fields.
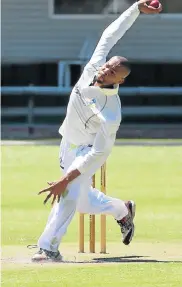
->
xmin=2 ymin=143 xmax=182 ymax=287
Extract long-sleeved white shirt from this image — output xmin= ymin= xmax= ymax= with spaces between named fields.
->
xmin=59 ymin=2 xmax=140 ymax=174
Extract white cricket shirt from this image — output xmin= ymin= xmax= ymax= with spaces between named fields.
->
xmin=59 ymin=2 xmax=140 ymax=174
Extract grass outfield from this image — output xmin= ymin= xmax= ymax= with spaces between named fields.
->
xmin=2 ymin=144 xmax=182 ymax=287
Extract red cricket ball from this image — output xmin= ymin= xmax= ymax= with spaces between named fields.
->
xmin=149 ymin=0 xmax=160 ymax=8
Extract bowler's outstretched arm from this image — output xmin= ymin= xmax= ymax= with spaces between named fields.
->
xmin=89 ymin=2 xmax=140 ymax=66
xmin=89 ymin=0 xmax=162 ymax=66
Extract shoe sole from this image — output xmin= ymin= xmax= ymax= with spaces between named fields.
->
xmin=123 ymin=200 xmax=136 ymax=245
xmin=123 ymin=223 xmax=135 ymax=246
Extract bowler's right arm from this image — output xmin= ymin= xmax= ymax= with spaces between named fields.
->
xmin=89 ymin=2 xmax=140 ymax=66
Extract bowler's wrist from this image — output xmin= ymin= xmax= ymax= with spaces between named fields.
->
xmin=63 ymin=169 xmax=81 ymax=184
xmin=136 ymin=2 xmax=141 ymax=13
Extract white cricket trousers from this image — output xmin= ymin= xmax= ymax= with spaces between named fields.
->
xmin=38 ymin=138 xmax=128 ymax=252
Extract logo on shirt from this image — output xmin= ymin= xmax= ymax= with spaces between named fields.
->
xmin=85 ymin=98 xmax=96 ymax=107
xmin=74 ymin=85 xmax=97 ymax=109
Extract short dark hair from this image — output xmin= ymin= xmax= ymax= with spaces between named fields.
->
xmin=121 ymin=60 xmax=131 ymax=72
xmin=109 ymin=56 xmax=131 ymax=73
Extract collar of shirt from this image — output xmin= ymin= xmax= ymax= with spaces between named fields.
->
xmin=90 ymin=76 xmax=119 ymax=96
xmin=99 ymin=84 xmax=119 ymax=96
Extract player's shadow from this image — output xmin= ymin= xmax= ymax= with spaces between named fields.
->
xmin=92 ymin=255 xmax=181 ymax=264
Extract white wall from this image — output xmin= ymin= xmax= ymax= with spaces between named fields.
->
xmin=2 ymin=0 xmax=182 ymax=63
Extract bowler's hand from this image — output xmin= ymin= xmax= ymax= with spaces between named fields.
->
xmin=39 ymin=179 xmax=68 ymax=205
xmin=138 ymin=0 xmax=162 ymax=14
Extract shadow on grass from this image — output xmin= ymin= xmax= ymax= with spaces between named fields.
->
xmin=92 ymin=255 xmax=182 ymax=264
xmin=2 ymin=255 xmax=181 ymax=265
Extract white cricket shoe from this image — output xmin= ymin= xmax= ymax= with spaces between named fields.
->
xmin=117 ymin=200 xmax=136 ymax=245
xmin=32 ymin=248 xmax=63 ymax=262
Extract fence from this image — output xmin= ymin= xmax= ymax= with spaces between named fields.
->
xmin=2 ymin=61 xmax=182 ymax=139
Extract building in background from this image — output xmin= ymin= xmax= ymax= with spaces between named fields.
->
xmin=1 ymin=0 xmax=182 ymax=139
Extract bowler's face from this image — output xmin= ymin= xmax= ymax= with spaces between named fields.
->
xmin=97 ymin=58 xmax=130 ymax=86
